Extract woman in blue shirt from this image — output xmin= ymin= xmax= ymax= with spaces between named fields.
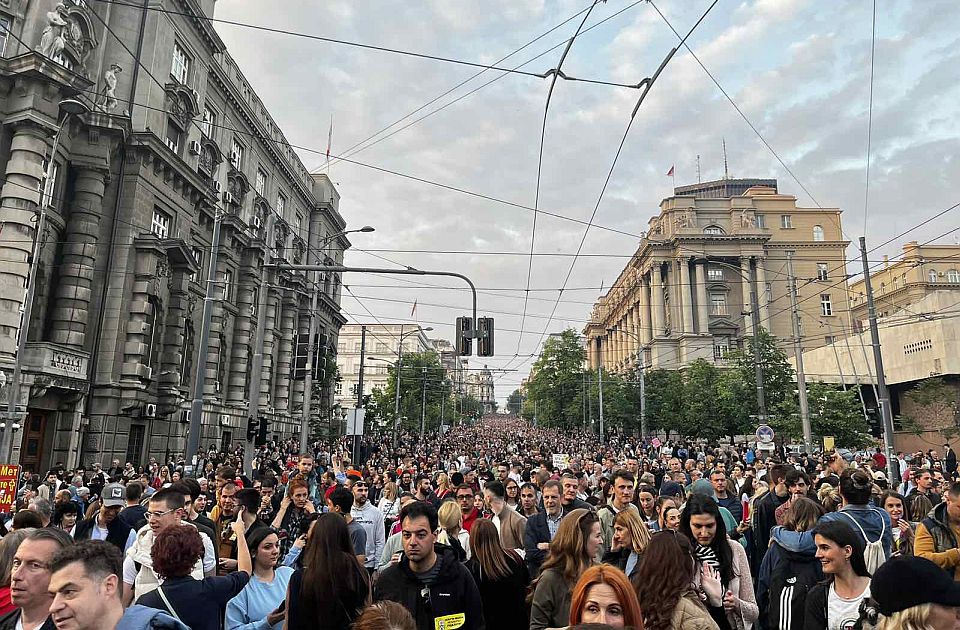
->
xmin=226 ymin=527 xmax=293 ymax=630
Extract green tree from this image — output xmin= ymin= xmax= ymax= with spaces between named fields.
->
xmin=900 ymin=377 xmax=960 ymax=437
xmin=524 ymin=329 xmax=586 ymax=428
xmin=506 ymin=390 xmax=523 ymax=415
xmin=644 ymin=369 xmax=684 ymax=437
xmin=807 ymin=382 xmax=873 ymax=448
xmin=682 ymin=359 xmax=729 ymax=440
xmin=725 ymin=329 xmax=798 ymax=437
xmin=369 ymin=352 xmax=450 ymax=433
xmin=587 ymin=370 xmax=641 ymax=433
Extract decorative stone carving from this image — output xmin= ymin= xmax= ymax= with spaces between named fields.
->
xmin=96 ymin=63 xmax=122 ymax=111
xmin=274 ymin=221 xmax=289 ymax=251
xmin=39 ymin=4 xmax=68 ymax=59
xmin=674 ymin=211 xmax=692 ymax=229
xmin=156 ymin=257 xmax=170 ymax=279
xmin=164 ymin=84 xmax=199 ymax=130
xmin=293 ymin=237 xmax=306 ymax=265
xmin=739 ymin=208 xmax=755 ymax=228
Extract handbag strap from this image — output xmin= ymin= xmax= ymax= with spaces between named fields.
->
xmin=155 ymin=585 xmax=182 ymax=622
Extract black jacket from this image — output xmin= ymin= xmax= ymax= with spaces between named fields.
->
xmin=0 ymin=610 xmax=55 ymax=630
xmin=74 ymin=512 xmax=133 ymax=551
xmin=374 ymin=544 xmax=485 ymax=630
xmin=523 ymin=511 xmax=552 ymax=577
xmin=601 ymin=547 xmax=642 ymax=580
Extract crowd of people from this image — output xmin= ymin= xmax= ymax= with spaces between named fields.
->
xmin=4 ymin=416 xmax=960 ymax=630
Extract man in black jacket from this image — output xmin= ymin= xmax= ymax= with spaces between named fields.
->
xmin=74 ymin=483 xmax=134 ymax=553
xmin=0 ymin=528 xmax=73 ymax=630
xmin=524 ymin=479 xmax=563 ymax=577
xmin=374 ymin=501 xmax=484 ymax=630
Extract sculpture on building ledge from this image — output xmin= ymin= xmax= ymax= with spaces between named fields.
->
xmin=39 ymin=3 xmax=69 ymax=59
xmin=739 ymin=208 xmax=755 ymax=228
xmin=674 ymin=211 xmax=692 ymax=229
xmin=96 ymin=63 xmax=122 ymax=112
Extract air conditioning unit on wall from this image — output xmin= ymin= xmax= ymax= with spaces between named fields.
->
xmin=143 ymin=403 xmax=157 ymax=418
xmin=188 ymin=140 xmax=201 ymax=155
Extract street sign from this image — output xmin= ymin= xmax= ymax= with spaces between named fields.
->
xmin=756 ymin=424 xmax=775 ymax=444
xmin=0 ymin=464 xmax=19 ymax=513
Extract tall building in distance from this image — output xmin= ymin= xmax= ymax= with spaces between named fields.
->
xmin=334 ymin=324 xmax=434 ymax=408
xmin=584 ymin=179 xmax=851 ymax=372
xmin=465 ymin=366 xmax=495 ymax=415
xmin=0 ymin=0 xmax=350 ymax=472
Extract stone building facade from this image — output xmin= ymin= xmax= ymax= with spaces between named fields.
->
xmin=465 ymin=365 xmax=495 ymax=414
xmin=0 ymin=0 xmax=349 ymax=473
xmin=584 ymin=180 xmax=851 ymax=373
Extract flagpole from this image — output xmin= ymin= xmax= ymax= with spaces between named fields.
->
xmin=325 ymin=114 xmax=333 ymax=174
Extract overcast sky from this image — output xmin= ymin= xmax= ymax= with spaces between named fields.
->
xmin=214 ymin=0 xmax=960 ymax=403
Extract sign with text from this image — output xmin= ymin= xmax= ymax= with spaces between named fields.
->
xmin=0 ymin=465 xmax=19 ymax=513
xmin=552 ymin=453 xmax=570 ymax=470
xmin=823 ymin=436 xmax=835 ymax=452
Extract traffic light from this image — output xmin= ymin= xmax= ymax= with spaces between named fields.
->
xmin=311 ymin=333 xmax=328 ymax=380
xmin=477 ymin=317 xmax=494 ymax=356
xmin=256 ymin=417 xmax=269 ymax=446
xmin=456 ymin=316 xmax=473 ymax=356
xmin=291 ymin=334 xmax=309 ymax=380
xmin=246 ymin=417 xmax=257 ymax=441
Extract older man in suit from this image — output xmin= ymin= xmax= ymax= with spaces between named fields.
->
xmin=483 ymin=481 xmax=526 ymax=552
xmin=523 ymin=479 xmax=563 ymax=577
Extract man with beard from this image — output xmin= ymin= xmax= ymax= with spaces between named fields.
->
xmin=74 ymin=483 xmax=135 ymax=553
xmin=351 ymin=478 xmax=385 ymax=575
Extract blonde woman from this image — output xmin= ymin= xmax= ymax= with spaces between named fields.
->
xmin=601 ymin=508 xmax=651 ymax=579
xmin=436 ymin=499 xmax=470 ymax=561
xmin=870 ymin=556 xmax=960 ymax=630
xmin=377 ymin=481 xmax=401 ymax=520
xmin=435 ymin=473 xmax=453 ymax=501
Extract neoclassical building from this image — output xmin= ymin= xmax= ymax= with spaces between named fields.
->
xmin=0 ymin=0 xmax=349 ymax=472
xmin=584 ymin=179 xmax=851 ymax=373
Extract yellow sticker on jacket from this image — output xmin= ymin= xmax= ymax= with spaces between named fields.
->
xmin=434 ymin=613 xmax=465 ymax=630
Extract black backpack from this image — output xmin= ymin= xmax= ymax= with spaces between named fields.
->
xmin=767 ymin=548 xmax=823 ymax=630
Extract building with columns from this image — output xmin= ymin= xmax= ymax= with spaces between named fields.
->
xmin=465 ymin=365 xmax=495 ymax=414
xmin=584 ymin=179 xmax=851 ymax=373
xmin=334 ymin=324 xmax=435 ymax=408
xmin=0 ymin=0 xmax=350 ymax=473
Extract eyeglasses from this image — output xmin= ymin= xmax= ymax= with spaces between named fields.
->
xmin=145 ymin=508 xmax=178 ymax=520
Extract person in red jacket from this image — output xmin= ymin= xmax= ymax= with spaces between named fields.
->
xmin=455 ymin=484 xmax=480 ymax=532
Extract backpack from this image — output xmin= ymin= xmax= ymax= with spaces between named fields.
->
xmin=767 ymin=548 xmax=823 ymax=630
xmin=840 ymin=511 xmax=887 ymax=574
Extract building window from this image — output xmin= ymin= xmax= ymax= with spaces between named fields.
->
xmin=902 ymin=273 xmax=907 ymax=287
xmin=255 ymin=168 xmax=267 ymax=196
xmin=51 ymin=49 xmax=76 ymax=71
xmin=145 ymin=297 xmax=162 ymax=373
xmin=820 ymin=294 xmax=833 ymax=316
xmin=221 ymin=268 xmax=233 ymax=301
xmin=710 ymin=293 xmax=726 ymax=316
xmin=171 ymin=41 xmax=191 ymax=84
xmin=813 ymin=225 xmax=825 ymax=241
xmin=703 ymin=226 xmax=725 ymax=235
xmin=151 ymin=209 xmax=170 ymax=238
xmin=755 ymin=214 xmax=765 ymax=228
xmin=713 ymin=338 xmax=730 ymax=360
xmin=880 ymin=282 xmax=885 ymax=294
xmin=817 ymin=263 xmax=828 ymax=281
xmin=250 ymin=287 xmax=259 ymax=317
xmin=200 ymin=106 xmax=217 ymax=138
xmin=892 ymin=276 xmax=899 ymax=290
xmin=0 ymin=15 xmax=10 ymax=55
xmin=948 ymin=269 xmax=960 ymax=283
xmin=707 ymin=267 xmax=723 ymax=282
xmin=929 ymin=269 xmax=938 ymax=283
xmin=295 ymin=211 xmax=304 ymax=238
xmin=277 ymin=192 xmax=286 ymax=216
xmin=164 ymin=119 xmax=182 ymax=154
xmin=180 ymin=320 xmax=195 ymax=385
xmin=780 ymin=214 xmax=793 ymax=229
xmin=39 ymin=159 xmax=59 ymax=208
xmin=230 ymin=138 xmax=244 ymax=169
xmin=189 ymin=246 xmax=203 ymax=282
xmin=125 ymin=425 xmax=146 ymax=468
xmin=825 ymin=335 xmax=835 ymax=345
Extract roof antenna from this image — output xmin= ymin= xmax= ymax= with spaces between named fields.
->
xmin=722 ymin=138 xmax=729 ymax=180
xmin=696 ymin=154 xmax=702 ymax=183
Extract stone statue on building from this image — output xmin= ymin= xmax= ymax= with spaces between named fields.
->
xmin=97 ymin=63 xmax=122 ymax=111
xmin=740 ymin=208 xmax=755 ymax=228
xmin=674 ymin=211 xmax=691 ymax=229
xmin=39 ymin=3 xmax=69 ymax=59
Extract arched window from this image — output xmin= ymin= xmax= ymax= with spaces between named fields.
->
xmin=948 ymin=269 xmax=960 ymax=283
xmin=812 ymin=225 xmax=825 ymax=241
xmin=929 ymin=269 xmax=938 ymax=283
xmin=880 ymin=282 xmax=885 ymax=294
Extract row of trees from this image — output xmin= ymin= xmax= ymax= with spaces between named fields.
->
xmin=512 ymin=328 xmax=873 ymax=447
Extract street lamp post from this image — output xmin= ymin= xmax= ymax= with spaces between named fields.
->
xmin=300 ymin=225 xmax=374 ymax=450
xmin=1 ymin=98 xmax=88 ymax=461
xmin=606 ymin=326 xmax=647 ymax=438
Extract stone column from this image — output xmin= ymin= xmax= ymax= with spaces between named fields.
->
xmin=227 ymin=263 xmax=257 ymax=404
xmin=679 ymin=258 xmax=694 ymax=334
xmin=756 ymin=257 xmax=770 ymax=326
xmin=740 ymin=258 xmax=754 ymax=336
xmin=0 ymin=123 xmax=48 ymax=363
xmin=695 ymin=262 xmax=710 ymax=334
xmin=50 ymin=166 xmax=108 ymax=347
xmin=650 ymin=264 xmax=664 ymax=337
xmin=639 ymin=276 xmax=651 ymax=345
xmin=274 ymin=290 xmax=297 ymax=411
xmin=259 ymin=291 xmax=279 ymax=408
xmin=203 ymin=256 xmax=229 ymax=398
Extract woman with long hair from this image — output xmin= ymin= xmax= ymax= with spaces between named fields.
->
xmin=818 ymin=484 xmax=841 ymax=514
xmin=634 ymin=531 xmax=719 ymax=630
xmin=636 ymin=485 xmax=658 ymax=529
xmin=435 ymin=473 xmax=453 ymax=501
xmin=568 ymin=564 xmax=642 ymax=628
xmin=466 ymin=519 xmax=530 ymax=630
xmin=803 ymin=520 xmax=872 ymax=630
xmin=602 ymin=509 xmax=651 ymax=580
xmin=657 ymin=498 xmax=682 ymax=533
xmin=437 ymin=499 xmax=470 ymax=561
xmin=353 ymin=601 xmax=417 ymax=630
xmin=377 ymin=481 xmax=401 ymax=522
xmin=756 ymin=497 xmax=824 ymax=629
xmin=285 ymin=513 xmax=370 ymax=629
xmin=530 ymin=509 xmax=602 ymax=630
xmin=681 ymin=494 xmax=759 ymax=630
xmin=880 ymin=490 xmax=914 ymax=557
xmin=505 ymin=478 xmax=521 ymax=509
xmin=226 ymin=527 xmax=293 ymax=630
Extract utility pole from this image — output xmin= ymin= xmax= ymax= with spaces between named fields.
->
xmin=860 ymin=236 xmax=897 ymax=483
xmin=639 ymin=364 xmax=647 ymax=438
xmin=419 ymin=367 xmax=427 ymax=437
xmin=299 ymin=268 xmax=321 ymax=452
xmin=186 ymin=207 xmax=223 ymax=471
xmin=244 ymin=212 xmax=275 ymax=475
xmin=354 ymin=326 xmax=366 ymax=464
xmin=597 ymin=366 xmax=605 ymax=439
xmin=748 ymin=261 xmax=768 ymax=423
xmin=786 ymin=252 xmax=813 ymax=455
xmin=392 ymin=325 xmax=403 ymax=448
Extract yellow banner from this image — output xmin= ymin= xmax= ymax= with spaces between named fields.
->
xmin=823 ymin=436 xmax=835 ymax=452
xmin=435 ymin=613 xmax=465 ymax=630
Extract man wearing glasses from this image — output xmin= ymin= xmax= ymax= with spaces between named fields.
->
xmin=121 ymin=488 xmax=216 ymax=605
xmin=455 ymin=483 xmax=480 ymax=532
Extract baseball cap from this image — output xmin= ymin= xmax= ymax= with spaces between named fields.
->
xmin=102 ymin=482 xmax=125 ymax=507
xmin=872 ymin=555 xmax=960 ymax=616
xmin=660 ymin=480 xmax=683 ymax=498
